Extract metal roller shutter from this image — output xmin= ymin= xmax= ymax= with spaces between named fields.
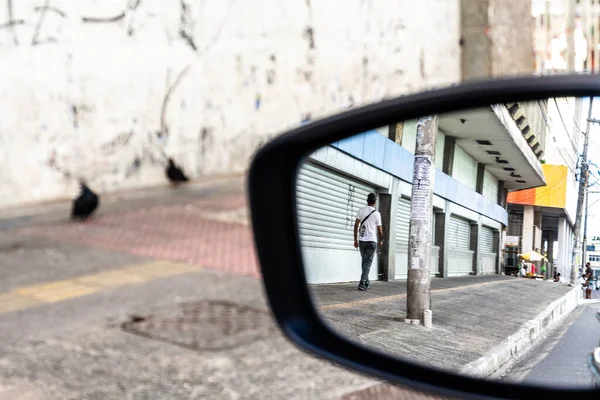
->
xmin=396 ymin=198 xmax=435 ymax=246
xmin=395 ymin=196 xmax=438 ymax=279
xmin=448 ymin=215 xmax=471 ymax=250
xmin=395 ymin=197 xmax=411 ymax=247
xmin=480 ymin=227 xmax=494 ymax=253
xmin=296 ymin=162 xmax=376 ymax=251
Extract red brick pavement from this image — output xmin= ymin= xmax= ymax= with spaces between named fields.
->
xmin=17 ymin=194 xmax=261 ymax=279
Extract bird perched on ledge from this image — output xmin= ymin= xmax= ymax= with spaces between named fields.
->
xmin=71 ymin=181 xmax=99 ymax=220
xmin=166 ymin=158 xmax=189 ymax=184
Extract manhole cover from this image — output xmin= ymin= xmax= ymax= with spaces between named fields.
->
xmin=121 ymin=300 xmax=278 ymax=351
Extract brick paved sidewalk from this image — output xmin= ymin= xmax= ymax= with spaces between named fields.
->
xmin=16 ymin=193 xmax=260 ymax=279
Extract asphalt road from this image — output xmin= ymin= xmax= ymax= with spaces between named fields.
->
xmin=0 ymin=177 xmax=461 ymax=400
xmin=0 ymin=178 xmax=383 ymax=400
xmin=501 ymin=300 xmax=600 ymax=389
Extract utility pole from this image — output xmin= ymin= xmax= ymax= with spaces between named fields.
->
xmin=407 ymin=115 xmax=437 ymax=326
xmin=583 ymin=172 xmax=590 ymax=270
xmin=571 ymin=97 xmax=593 ymax=285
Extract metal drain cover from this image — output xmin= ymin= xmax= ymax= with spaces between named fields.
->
xmin=121 ymin=300 xmax=278 ymax=351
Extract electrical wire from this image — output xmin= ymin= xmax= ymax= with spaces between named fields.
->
xmin=552 ymin=98 xmax=580 ymax=154
xmin=587 ymin=196 xmax=600 ymax=210
xmin=507 ymin=173 xmax=571 ymax=204
xmin=560 ymin=97 xmax=586 ymax=135
xmin=506 ymin=150 xmax=600 ymax=206
xmin=538 ymin=100 xmax=576 ymax=164
xmin=537 ymin=100 xmax=578 ymax=174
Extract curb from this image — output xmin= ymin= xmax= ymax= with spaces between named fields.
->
xmin=0 ymin=173 xmax=245 ymax=221
xmin=460 ymin=283 xmax=584 ymax=378
xmin=0 ymin=175 xmax=245 ymax=230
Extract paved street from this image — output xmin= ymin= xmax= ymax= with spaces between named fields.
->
xmin=501 ymin=297 xmax=600 ymax=389
xmin=0 ymin=176 xmax=455 ymax=400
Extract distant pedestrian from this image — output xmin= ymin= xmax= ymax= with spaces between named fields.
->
xmin=584 ymin=262 xmax=593 ymax=284
xmin=584 ymin=263 xmax=594 ymax=299
xmin=354 ymin=193 xmax=383 ymax=291
xmin=519 ymin=264 xmax=528 ymax=278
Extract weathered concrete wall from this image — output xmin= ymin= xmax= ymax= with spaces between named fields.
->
xmin=0 ymin=0 xmax=460 ymax=209
xmin=489 ymin=0 xmax=535 ymax=76
xmin=461 ymin=0 xmax=534 ymax=80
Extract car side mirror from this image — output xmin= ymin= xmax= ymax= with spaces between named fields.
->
xmin=248 ymin=75 xmax=600 ymax=399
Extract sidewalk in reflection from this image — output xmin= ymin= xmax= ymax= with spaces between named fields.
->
xmin=309 ymin=275 xmax=590 ymax=377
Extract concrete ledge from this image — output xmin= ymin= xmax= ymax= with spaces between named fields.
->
xmin=460 ymin=284 xmax=583 ymax=378
xmin=0 ymin=173 xmax=245 ymax=220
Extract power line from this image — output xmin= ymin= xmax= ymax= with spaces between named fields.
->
xmin=537 ymin=100 xmax=578 ymax=173
xmin=587 ymin=196 xmax=600 ymax=210
xmin=552 ymin=98 xmax=580 ymax=154
xmin=508 ymin=172 xmax=571 ymax=204
xmin=561 ymin=97 xmax=585 ymax=134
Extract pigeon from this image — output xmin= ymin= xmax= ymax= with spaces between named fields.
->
xmin=166 ymin=158 xmax=189 ymax=184
xmin=71 ymin=181 xmax=99 ymax=220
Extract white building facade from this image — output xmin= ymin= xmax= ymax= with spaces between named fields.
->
xmin=298 ymin=103 xmax=546 ymax=284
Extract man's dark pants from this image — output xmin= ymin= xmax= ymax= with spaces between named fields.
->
xmin=359 ymin=241 xmax=377 ymax=287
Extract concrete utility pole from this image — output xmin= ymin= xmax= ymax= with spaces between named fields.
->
xmin=583 ymin=177 xmax=590 ymax=270
xmin=571 ymin=97 xmax=593 ymax=285
xmin=407 ymin=115 xmax=437 ymax=326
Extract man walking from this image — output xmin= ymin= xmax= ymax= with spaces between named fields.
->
xmin=354 ymin=192 xmax=383 ymax=291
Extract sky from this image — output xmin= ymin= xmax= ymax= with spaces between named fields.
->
xmin=578 ymin=97 xmax=600 ymax=239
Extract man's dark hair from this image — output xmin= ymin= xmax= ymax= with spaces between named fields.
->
xmin=367 ymin=193 xmax=376 ymax=204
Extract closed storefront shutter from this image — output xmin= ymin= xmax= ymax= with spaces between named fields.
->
xmin=480 ymin=227 xmax=494 ymax=253
xmin=296 ymin=162 xmax=378 ymax=283
xmin=395 ymin=197 xmax=411 ymax=248
xmin=394 ymin=196 xmax=438 ymax=279
xmin=448 ymin=215 xmax=471 ymax=250
xmin=447 ymin=215 xmax=473 ymax=276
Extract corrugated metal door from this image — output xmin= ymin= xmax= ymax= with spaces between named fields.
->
xmin=395 ymin=198 xmax=435 ymax=246
xmin=448 ymin=215 xmax=471 ymax=250
xmin=297 ymin=162 xmax=376 ymax=250
xmin=395 ymin=197 xmax=411 ymax=248
xmin=296 ymin=162 xmax=378 ymax=283
xmin=480 ymin=227 xmax=494 ymax=253
xmin=447 ymin=215 xmax=472 ymax=276
xmin=394 ymin=197 xmax=437 ymax=279
xmin=479 ymin=226 xmax=497 ymax=274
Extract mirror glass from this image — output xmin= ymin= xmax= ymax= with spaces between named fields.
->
xmin=297 ymin=96 xmax=600 ymax=389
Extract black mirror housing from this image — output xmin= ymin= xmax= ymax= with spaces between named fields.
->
xmin=248 ymin=74 xmax=600 ymax=400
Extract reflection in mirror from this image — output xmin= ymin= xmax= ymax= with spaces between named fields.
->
xmin=296 ymin=97 xmax=600 ymax=389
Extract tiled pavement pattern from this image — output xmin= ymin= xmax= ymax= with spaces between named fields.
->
xmin=17 ymin=194 xmax=260 ymax=279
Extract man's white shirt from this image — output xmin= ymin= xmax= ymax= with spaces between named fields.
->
xmin=356 ymin=205 xmax=382 ymax=242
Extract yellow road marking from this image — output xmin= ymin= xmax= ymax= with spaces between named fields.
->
xmin=319 ymin=279 xmax=513 ymax=311
xmin=17 ymin=281 xmax=99 ymax=303
xmin=0 ymin=261 xmax=201 ymax=314
xmin=0 ymin=292 xmax=44 ymax=314
xmin=75 ymin=270 xmax=147 ymax=288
